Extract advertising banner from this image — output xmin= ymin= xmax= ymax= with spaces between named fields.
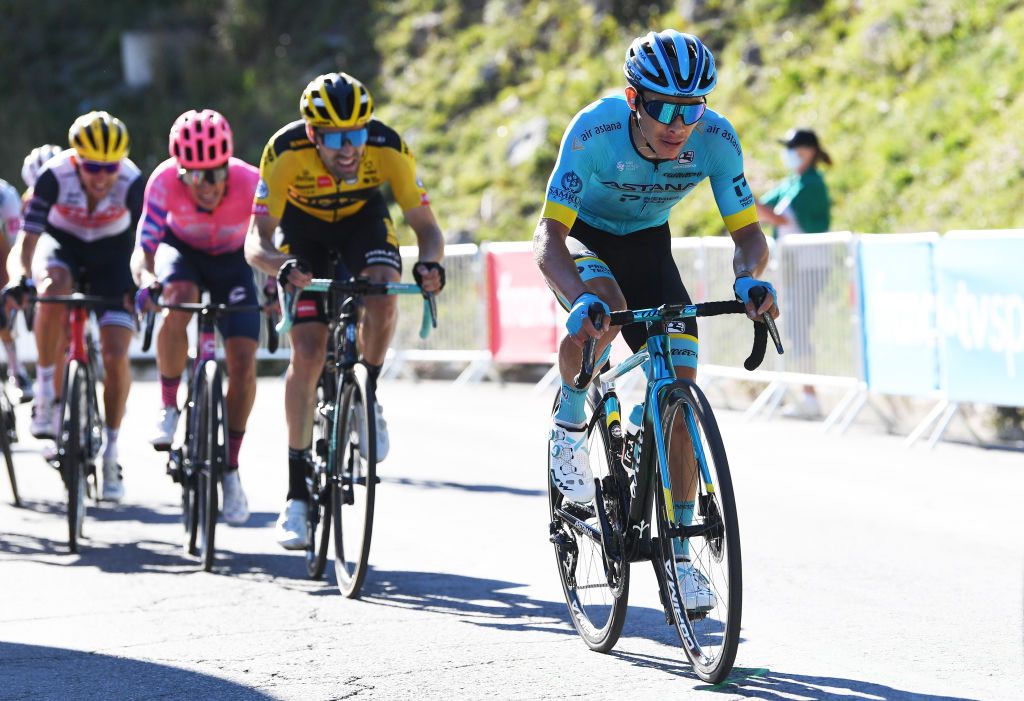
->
xmin=934 ymin=231 xmax=1024 ymax=406
xmin=858 ymin=234 xmax=940 ymax=396
xmin=485 ymin=243 xmax=560 ymax=364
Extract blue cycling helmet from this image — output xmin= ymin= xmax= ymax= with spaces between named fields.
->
xmin=623 ymin=30 xmax=717 ymax=97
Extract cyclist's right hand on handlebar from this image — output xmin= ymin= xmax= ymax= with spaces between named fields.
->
xmin=277 ymin=258 xmax=312 ymax=292
xmin=566 ymin=292 xmax=610 ymax=348
xmin=2 ymin=277 xmax=34 ymax=310
xmin=134 ymin=282 xmax=163 ymax=315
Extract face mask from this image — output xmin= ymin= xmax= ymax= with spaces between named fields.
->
xmin=781 ymin=148 xmax=802 ymax=171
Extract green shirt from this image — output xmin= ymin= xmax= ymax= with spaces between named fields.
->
xmin=761 ymin=167 xmax=831 ymax=234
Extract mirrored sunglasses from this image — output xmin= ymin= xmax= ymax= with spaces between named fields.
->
xmin=640 ymin=95 xmax=707 ymax=126
xmin=318 ymin=128 xmax=369 ymax=150
xmin=178 ymin=165 xmax=229 ymax=186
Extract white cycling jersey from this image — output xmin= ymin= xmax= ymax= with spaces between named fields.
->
xmin=0 ymin=178 xmax=21 ymax=244
xmin=22 ymin=149 xmax=143 ymax=243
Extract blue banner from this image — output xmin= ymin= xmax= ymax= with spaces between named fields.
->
xmin=858 ymin=235 xmax=940 ymax=396
xmin=935 ymin=233 xmax=1024 ymax=406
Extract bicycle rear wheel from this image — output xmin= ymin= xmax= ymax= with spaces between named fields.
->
xmin=331 ymin=363 xmax=376 ymax=598
xmin=306 ymin=374 xmax=333 ymax=579
xmin=549 ymin=390 xmax=630 ymax=653
xmin=654 ymin=380 xmax=741 ymax=684
xmin=60 ymin=361 xmax=89 ymax=553
xmin=195 ymin=362 xmax=226 ymax=571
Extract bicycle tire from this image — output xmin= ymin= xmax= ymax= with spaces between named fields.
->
xmin=197 ymin=361 xmax=225 ymax=572
xmin=61 ymin=361 xmax=89 ymax=554
xmin=548 ymin=390 xmax=630 ymax=653
xmin=653 ymin=380 xmax=741 ymax=684
xmin=306 ymin=374 xmax=334 ymax=579
xmin=332 ymin=363 xmax=376 ymax=598
xmin=0 ymin=396 xmax=19 ymax=507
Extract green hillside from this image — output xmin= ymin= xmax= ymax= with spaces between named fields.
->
xmin=3 ymin=0 xmax=1022 ymax=240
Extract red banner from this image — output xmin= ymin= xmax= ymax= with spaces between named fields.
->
xmin=486 ymin=244 xmax=560 ymax=363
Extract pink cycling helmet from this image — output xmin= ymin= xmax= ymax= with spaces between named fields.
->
xmin=168 ymin=109 xmax=233 ymax=168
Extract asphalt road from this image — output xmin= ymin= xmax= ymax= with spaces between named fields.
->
xmin=1 ymin=378 xmax=1022 ymax=700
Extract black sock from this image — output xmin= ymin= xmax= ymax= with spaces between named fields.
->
xmin=287 ymin=447 xmax=311 ymax=501
xmin=365 ymin=362 xmax=382 ymax=383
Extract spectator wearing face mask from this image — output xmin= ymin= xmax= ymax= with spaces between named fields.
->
xmin=756 ymin=128 xmax=832 ymax=418
xmin=756 ymin=128 xmax=831 ymax=236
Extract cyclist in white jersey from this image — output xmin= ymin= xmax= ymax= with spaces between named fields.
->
xmin=6 ymin=112 xmax=142 ymax=501
xmin=533 ymin=30 xmax=779 ymax=611
xmin=0 ymin=177 xmax=31 ymax=401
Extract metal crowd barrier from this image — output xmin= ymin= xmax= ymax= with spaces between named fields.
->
xmin=386 ymin=243 xmax=491 ymax=381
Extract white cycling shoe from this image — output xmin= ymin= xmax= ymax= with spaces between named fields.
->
xmin=101 ymin=460 xmax=124 ymax=502
xmin=549 ymin=422 xmax=594 ymax=503
xmin=274 ymin=499 xmax=309 ymax=550
xmin=676 ymin=559 xmax=717 ymax=612
xmin=30 ymin=399 xmax=58 ymax=440
xmin=150 ymin=407 xmax=180 ymax=449
xmin=221 ymin=470 xmax=250 ymax=526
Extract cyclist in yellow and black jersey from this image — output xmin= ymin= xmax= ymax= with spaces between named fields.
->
xmin=246 ymin=72 xmax=445 ymax=551
xmin=253 ymin=118 xmax=429 ymax=224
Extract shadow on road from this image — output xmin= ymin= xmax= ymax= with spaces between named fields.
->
xmin=381 ymin=476 xmax=545 ymax=498
xmin=611 ymin=651 xmax=979 ymax=700
xmin=0 ymin=641 xmax=270 ymax=700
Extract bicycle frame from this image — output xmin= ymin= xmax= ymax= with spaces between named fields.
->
xmin=580 ymin=301 xmax=769 ymax=562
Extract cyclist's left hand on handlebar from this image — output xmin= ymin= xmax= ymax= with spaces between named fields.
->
xmin=734 ymin=276 xmax=779 ymax=320
xmin=566 ymin=292 xmax=610 ymax=348
xmin=413 ymin=261 xmax=445 ymax=294
xmin=277 ymin=258 xmax=312 ymax=292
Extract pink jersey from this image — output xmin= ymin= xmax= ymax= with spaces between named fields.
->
xmin=137 ymin=157 xmax=259 ymax=255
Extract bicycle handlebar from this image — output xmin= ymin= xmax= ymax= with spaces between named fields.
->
xmin=572 ymin=291 xmax=785 ymax=388
xmin=275 ymin=277 xmax=437 ymax=338
xmin=139 ymin=299 xmax=279 ymax=354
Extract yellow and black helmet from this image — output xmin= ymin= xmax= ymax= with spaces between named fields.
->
xmin=299 ymin=72 xmax=373 ymax=129
xmin=68 ymin=111 xmax=130 ymax=163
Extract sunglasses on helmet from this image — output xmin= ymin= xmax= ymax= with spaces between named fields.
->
xmin=80 ymin=160 xmax=120 ymax=174
xmin=639 ymin=94 xmax=706 ymax=126
xmin=317 ymin=128 xmax=369 ymax=150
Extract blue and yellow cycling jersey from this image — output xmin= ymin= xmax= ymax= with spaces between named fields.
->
xmin=541 ymin=95 xmax=757 ymax=235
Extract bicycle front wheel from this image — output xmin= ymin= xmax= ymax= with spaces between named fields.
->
xmin=196 ymin=362 xmax=226 ymax=572
xmin=60 ymin=361 xmax=89 ymax=553
xmin=331 ymin=363 xmax=377 ymax=598
xmin=654 ymin=380 xmax=741 ymax=684
xmin=0 ymin=390 xmax=19 ymax=507
xmin=548 ymin=389 xmax=630 ymax=653
xmin=306 ymin=374 xmax=333 ymax=579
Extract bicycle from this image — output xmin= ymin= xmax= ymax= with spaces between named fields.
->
xmin=0 ymin=377 xmax=18 ymax=507
xmin=141 ymin=296 xmax=278 ymax=571
xmin=277 ymin=276 xmax=435 ymax=597
xmin=26 ymin=294 xmax=112 ymax=553
xmin=548 ymin=293 xmax=782 ymax=684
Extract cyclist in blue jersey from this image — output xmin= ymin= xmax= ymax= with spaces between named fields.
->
xmin=533 ymin=30 xmax=779 ymax=611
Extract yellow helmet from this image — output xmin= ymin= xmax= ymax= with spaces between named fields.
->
xmin=299 ymin=72 xmax=373 ymax=129
xmin=69 ymin=111 xmax=130 ymax=163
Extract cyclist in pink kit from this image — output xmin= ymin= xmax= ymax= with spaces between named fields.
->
xmin=132 ymin=109 xmax=261 ymax=525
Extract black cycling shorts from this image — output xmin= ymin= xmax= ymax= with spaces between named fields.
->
xmin=278 ymin=192 xmax=403 ymax=325
xmin=32 ymin=230 xmax=135 ymax=329
xmin=562 ymin=218 xmax=698 ymax=365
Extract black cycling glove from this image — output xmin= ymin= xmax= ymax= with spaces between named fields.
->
xmin=277 ymin=258 xmax=311 ymax=289
xmin=413 ymin=261 xmax=446 ymax=291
